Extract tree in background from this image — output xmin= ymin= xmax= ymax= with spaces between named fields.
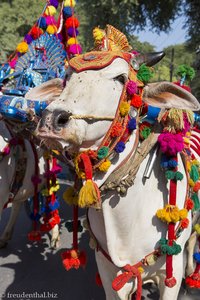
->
xmin=76 ymin=0 xmax=183 ymax=50
xmin=0 ymin=0 xmax=44 ymax=62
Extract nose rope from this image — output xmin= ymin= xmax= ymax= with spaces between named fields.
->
xmin=69 ymin=115 xmax=115 ymax=121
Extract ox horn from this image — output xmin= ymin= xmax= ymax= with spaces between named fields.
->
xmin=136 ymin=52 xmax=165 ymax=67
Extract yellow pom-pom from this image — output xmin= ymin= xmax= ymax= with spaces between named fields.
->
xmin=46 ymin=25 xmax=57 ymax=34
xmin=45 ymin=5 xmax=57 ymax=16
xmin=64 ymin=0 xmax=76 ymax=7
xmin=156 ymin=205 xmax=187 ymax=223
xmin=119 ymin=102 xmax=130 ymax=116
xmin=63 ymin=187 xmax=78 ymax=205
xmin=192 ymin=159 xmax=200 ymax=166
xmin=183 ymin=137 xmax=190 ymax=144
xmin=179 ymin=208 xmax=188 ymax=220
xmin=189 ymin=178 xmax=195 ymax=187
xmin=67 ymin=37 xmax=76 ymax=45
xmin=194 ymin=224 xmax=200 ymax=235
xmin=93 ymin=27 xmax=105 ymax=42
xmin=98 ymin=160 xmax=111 ymax=172
xmin=16 ymin=41 xmax=28 ymax=53
xmin=186 ymin=161 xmax=191 ymax=172
xmin=78 ymin=179 xmax=100 ymax=208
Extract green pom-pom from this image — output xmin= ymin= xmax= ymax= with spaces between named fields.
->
xmin=137 ymin=64 xmax=154 ymax=83
xmin=176 ymin=64 xmax=195 ymax=81
xmin=165 ymin=170 xmax=175 ymax=180
xmin=191 ymin=193 xmax=200 ymax=211
xmin=190 ymin=165 xmax=199 ymax=183
xmin=97 ymin=146 xmax=109 ymax=159
xmin=159 ymin=239 xmax=182 ymax=255
xmin=174 ymin=171 xmax=184 ymax=181
xmin=141 ymin=127 xmax=151 ymax=139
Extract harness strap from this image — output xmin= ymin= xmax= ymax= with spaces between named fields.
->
xmin=112 ymin=264 xmax=142 ymax=300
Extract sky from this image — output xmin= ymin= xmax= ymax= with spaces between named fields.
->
xmin=134 ymin=16 xmax=187 ymax=50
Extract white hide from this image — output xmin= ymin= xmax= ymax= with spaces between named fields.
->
xmin=38 ymin=57 xmax=200 ymax=300
xmin=0 ymin=121 xmax=59 ymax=248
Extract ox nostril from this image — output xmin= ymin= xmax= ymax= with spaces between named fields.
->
xmin=54 ymin=110 xmax=72 ymax=129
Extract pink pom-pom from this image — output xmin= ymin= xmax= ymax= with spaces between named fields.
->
xmin=158 ymin=133 xmax=184 ymax=156
xmin=9 ymin=58 xmax=17 ymax=69
xmin=45 ymin=16 xmax=57 ymax=25
xmin=126 ymin=80 xmax=138 ymax=95
xmin=68 ymin=44 xmax=82 ymax=55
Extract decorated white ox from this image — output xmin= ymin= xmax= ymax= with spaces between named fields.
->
xmin=36 ymin=25 xmax=200 ymax=299
xmin=0 ymin=79 xmax=63 ymax=249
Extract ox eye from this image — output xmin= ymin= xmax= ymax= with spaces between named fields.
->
xmin=114 ymin=74 xmax=127 ymax=85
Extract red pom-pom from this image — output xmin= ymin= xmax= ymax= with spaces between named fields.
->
xmin=180 ymin=218 xmax=189 ymax=229
xmin=185 ymin=274 xmax=200 ymax=288
xmin=95 ymin=273 xmax=103 ymax=286
xmin=165 ymin=276 xmax=177 ymax=287
xmin=61 ymin=249 xmax=87 ymax=270
xmin=110 ymin=122 xmax=123 ymax=137
xmin=28 ymin=230 xmax=41 ymax=241
xmin=65 ymin=17 xmax=79 ymax=29
xmin=193 ymin=182 xmax=200 ymax=193
xmin=30 ymin=26 xmax=43 ymax=39
xmin=131 ymin=94 xmax=142 ymax=108
xmin=185 ymin=198 xmax=194 ymax=210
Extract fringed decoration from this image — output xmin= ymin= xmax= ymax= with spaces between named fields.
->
xmin=62 ymin=205 xmax=87 ymax=270
xmin=76 ymin=153 xmax=101 ymax=208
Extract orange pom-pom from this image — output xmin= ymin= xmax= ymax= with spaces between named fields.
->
xmin=180 ymin=218 xmax=189 ymax=229
xmin=65 ymin=17 xmax=79 ymax=29
xmin=131 ymin=94 xmax=142 ymax=108
xmin=110 ymin=122 xmax=123 ymax=137
xmin=30 ymin=26 xmax=43 ymax=39
xmin=16 ymin=41 xmax=28 ymax=53
xmin=61 ymin=249 xmax=87 ymax=270
xmin=185 ymin=198 xmax=194 ymax=210
xmin=193 ymin=182 xmax=200 ymax=193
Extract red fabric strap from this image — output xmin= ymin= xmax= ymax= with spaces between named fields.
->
xmin=112 ymin=264 xmax=142 ymax=300
xmin=79 ymin=153 xmax=93 ymax=180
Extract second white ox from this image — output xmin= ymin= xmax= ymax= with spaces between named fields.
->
xmin=36 ymin=50 xmax=200 ymax=299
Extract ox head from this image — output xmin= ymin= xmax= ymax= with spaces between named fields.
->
xmin=35 ymin=25 xmax=200 ymax=154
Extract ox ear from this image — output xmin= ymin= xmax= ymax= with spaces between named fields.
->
xmin=25 ymin=78 xmax=63 ymax=102
xmin=143 ymin=81 xmax=200 ymax=111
